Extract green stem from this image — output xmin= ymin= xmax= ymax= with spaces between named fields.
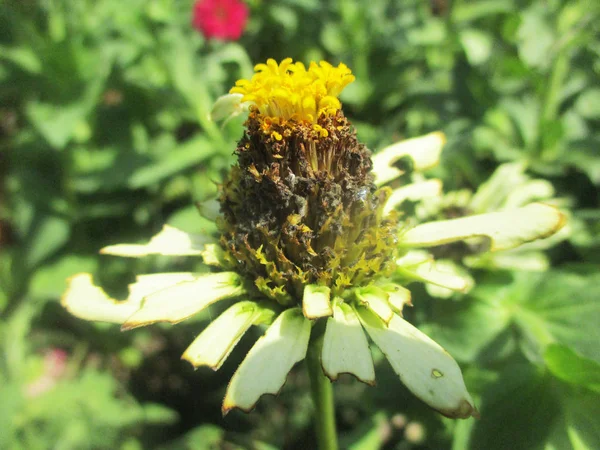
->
xmin=307 ymin=335 xmax=338 ymax=450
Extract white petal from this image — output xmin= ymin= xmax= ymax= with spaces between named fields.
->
xmin=384 ymin=179 xmax=443 ymax=214
xmin=302 ymin=284 xmax=333 ymax=319
xmin=222 ymin=308 xmax=311 ymax=413
xmin=129 ymin=273 xmax=198 ymax=301
xmin=182 ymin=301 xmax=275 ymax=370
xmin=469 ymin=162 xmax=527 ymax=213
xmin=201 ymin=243 xmax=227 ymax=267
xmin=377 ymin=283 xmax=413 ymax=315
xmin=322 ymin=300 xmax=375 ymax=384
xmin=464 ymin=250 xmax=549 ymax=272
xmin=400 ymin=203 xmax=566 ymax=252
xmin=197 ymin=198 xmax=221 ymax=221
xmin=100 ymin=225 xmax=209 ymax=257
xmin=372 ymin=132 xmax=446 ymax=186
xmin=62 ymin=273 xmax=140 ymax=324
xmin=396 ymin=251 xmax=471 ymax=292
xmin=122 ymin=272 xmax=246 ymax=330
xmin=209 ymin=93 xmax=249 ymax=123
xmin=356 ymin=307 xmax=478 ymax=419
xmin=355 ymin=286 xmax=394 ymax=324
xmin=503 ymin=180 xmax=555 ymax=209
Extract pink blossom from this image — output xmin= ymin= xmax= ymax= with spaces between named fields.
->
xmin=192 ymin=0 xmax=249 ymax=40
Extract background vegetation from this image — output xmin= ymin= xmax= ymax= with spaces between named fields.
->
xmin=1 ymin=0 xmax=599 ymax=448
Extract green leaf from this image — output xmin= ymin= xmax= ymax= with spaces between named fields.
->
xmin=509 ymin=271 xmax=600 ymax=364
xmin=575 ymin=89 xmax=600 ymax=119
xmin=544 ymin=344 xmax=600 ymax=393
xmin=24 ymin=215 xmax=70 ymax=270
xmin=28 ymin=255 xmax=97 ymax=299
xmin=468 ymin=364 xmax=561 ymax=450
xmin=421 ymin=296 xmax=512 ymax=363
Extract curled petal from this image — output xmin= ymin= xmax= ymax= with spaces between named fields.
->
xmin=372 ymin=132 xmax=446 ymax=186
xmin=101 ymin=225 xmax=210 ymax=257
xmin=384 ymin=179 xmax=443 ymax=214
xmin=322 ymin=300 xmax=375 ymax=384
xmin=122 ymin=272 xmax=246 ymax=330
xmin=400 ymin=203 xmax=566 ymax=252
xmin=355 ymin=306 xmax=478 ymax=419
xmin=222 ymin=308 xmax=311 ymax=414
xmin=62 ymin=273 xmax=140 ymax=324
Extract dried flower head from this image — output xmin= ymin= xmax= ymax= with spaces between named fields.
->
xmin=63 ymin=59 xmax=566 ymax=419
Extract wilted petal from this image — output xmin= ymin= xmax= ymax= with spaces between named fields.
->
xmin=356 ymin=307 xmax=478 ymax=419
xmin=384 ymin=179 xmax=443 ymax=214
xmin=182 ymin=301 xmax=275 ymax=370
xmin=222 ymin=308 xmax=311 ymax=414
xmin=401 ymin=203 xmax=566 ymax=252
xmin=122 ymin=272 xmax=246 ymax=330
xmin=372 ymin=132 xmax=446 ymax=186
xmin=302 ymin=284 xmax=333 ymax=319
xmin=322 ymin=300 xmax=375 ymax=384
xmin=100 ymin=225 xmax=209 ymax=257
xmin=62 ymin=274 xmax=140 ymax=324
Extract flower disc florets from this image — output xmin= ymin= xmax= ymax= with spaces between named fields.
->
xmin=230 ymin=58 xmax=355 ymax=134
xmin=220 ymin=59 xmax=397 ymax=305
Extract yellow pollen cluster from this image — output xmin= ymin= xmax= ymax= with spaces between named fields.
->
xmin=230 ymin=58 xmax=355 ymax=130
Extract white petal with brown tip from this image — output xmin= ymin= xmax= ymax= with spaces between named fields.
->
xmin=322 ymin=300 xmax=375 ymax=384
xmin=400 ymin=203 xmax=566 ymax=252
xmin=222 ymin=309 xmax=310 ymax=414
xmin=356 ymin=307 xmax=478 ymax=419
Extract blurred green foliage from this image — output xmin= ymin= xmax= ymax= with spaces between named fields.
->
xmin=1 ymin=0 xmax=599 ymax=449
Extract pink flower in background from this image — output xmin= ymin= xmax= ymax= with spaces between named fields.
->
xmin=26 ymin=348 xmax=69 ymax=397
xmin=192 ymin=0 xmax=249 ymax=40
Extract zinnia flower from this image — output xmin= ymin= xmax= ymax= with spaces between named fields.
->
xmin=63 ymin=59 xmax=566 ymax=421
xmin=192 ymin=0 xmax=249 ymax=41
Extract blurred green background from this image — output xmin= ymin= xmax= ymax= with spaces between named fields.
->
xmin=1 ymin=0 xmax=599 ymax=449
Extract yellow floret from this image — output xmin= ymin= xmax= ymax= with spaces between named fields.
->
xmin=230 ymin=58 xmax=355 ymax=124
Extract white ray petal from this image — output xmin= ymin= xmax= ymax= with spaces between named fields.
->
xmin=401 ymin=203 xmax=566 ymax=252
xmin=122 ymin=272 xmax=246 ymax=330
xmin=182 ymin=301 xmax=275 ymax=370
xmin=101 ymin=225 xmax=209 ymax=257
xmin=372 ymin=132 xmax=446 ymax=186
xmin=222 ymin=309 xmax=310 ymax=414
xmin=322 ymin=300 xmax=375 ymax=384
xmin=356 ymin=307 xmax=478 ymax=419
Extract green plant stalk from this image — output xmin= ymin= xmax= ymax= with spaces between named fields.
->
xmin=307 ymin=335 xmax=339 ymax=450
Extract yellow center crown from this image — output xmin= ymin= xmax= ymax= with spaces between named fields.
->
xmin=230 ymin=58 xmax=355 ymax=124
